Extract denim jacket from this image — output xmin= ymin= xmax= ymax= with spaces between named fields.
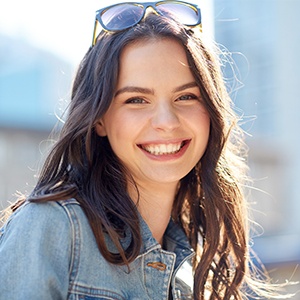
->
xmin=0 ymin=199 xmax=195 ymax=299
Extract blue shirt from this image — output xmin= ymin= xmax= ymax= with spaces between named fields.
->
xmin=0 ymin=199 xmax=195 ymax=299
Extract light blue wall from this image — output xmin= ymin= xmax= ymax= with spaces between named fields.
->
xmin=0 ymin=35 xmax=72 ymax=130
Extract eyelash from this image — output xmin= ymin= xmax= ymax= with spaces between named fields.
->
xmin=177 ymin=94 xmax=199 ymax=101
xmin=124 ymin=94 xmax=199 ymax=104
xmin=125 ymin=97 xmax=147 ymax=104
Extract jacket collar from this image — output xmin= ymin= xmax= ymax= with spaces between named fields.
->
xmin=138 ymin=214 xmax=195 ymax=267
xmin=104 ymin=210 xmax=195 ymax=267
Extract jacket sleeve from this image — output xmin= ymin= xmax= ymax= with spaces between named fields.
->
xmin=0 ymin=201 xmax=73 ymax=300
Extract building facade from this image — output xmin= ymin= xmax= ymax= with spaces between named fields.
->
xmin=213 ymin=0 xmax=300 ymax=295
xmin=0 ymin=35 xmax=72 ymax=208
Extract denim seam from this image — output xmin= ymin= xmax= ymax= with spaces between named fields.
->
xmin=60 ymin=202 xmax=81 ymax=294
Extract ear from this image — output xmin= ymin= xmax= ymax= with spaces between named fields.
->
xmin=95 ymin=119 xmax=107 ymax=137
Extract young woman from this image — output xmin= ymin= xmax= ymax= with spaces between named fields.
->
xmin=0 ymin=1 xmax=291 ymax=299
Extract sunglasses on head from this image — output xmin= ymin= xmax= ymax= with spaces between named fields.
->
xmin=92 ymin=1 xmax=202 ymax=46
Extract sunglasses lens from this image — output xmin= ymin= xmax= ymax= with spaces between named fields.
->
xmin=157 ymin=3 xmax=200 ymax=26
xmin=100 ymin=4 xmax=144 ymax=30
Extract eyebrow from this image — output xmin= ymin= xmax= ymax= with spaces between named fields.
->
xmin=172 ymin=82 xmax=198 ymax=93
xmin=114 ymin=82 xmax=198 ymax=97
xmin=114 ymin=86 xmax=154 ymax=97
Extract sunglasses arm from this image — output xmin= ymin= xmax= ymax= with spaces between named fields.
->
xmin=92 ymin=18 xmax=99 ymax=47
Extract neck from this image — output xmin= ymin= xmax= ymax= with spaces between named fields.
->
xmin=128 ymin=181 xmax=178 ymax=245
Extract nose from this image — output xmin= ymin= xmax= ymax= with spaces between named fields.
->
xmin=151 ymin=102 xmax=180 ymax=132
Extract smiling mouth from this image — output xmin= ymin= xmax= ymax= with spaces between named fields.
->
xmin=138 ymin=140 xmax=189 ymax=156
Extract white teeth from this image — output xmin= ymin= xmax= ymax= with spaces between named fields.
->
xmin=167 ymin=144 xmax=173 ymax=153
xmin=142 ymin=143 xmax=183 ymax=155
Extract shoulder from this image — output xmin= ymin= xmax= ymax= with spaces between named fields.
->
xmin=0 ymin=198 xmax=85 ymax=245
xmin=0 ymin=199 xmax=86 ymax=299
xmin=5 ymin=198 xmax=80 ymax=221
xmin=0 ymin=199 xmax=89 ymax=278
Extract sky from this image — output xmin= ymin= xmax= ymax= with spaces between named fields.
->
xmin=0 ymin=0 xmax=213 ymax=66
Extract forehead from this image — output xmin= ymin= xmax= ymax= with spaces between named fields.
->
xmin=115 ymin=38 xmax=196 ymax=93
xmin=121 ymin=37 xmax=184 ymax=56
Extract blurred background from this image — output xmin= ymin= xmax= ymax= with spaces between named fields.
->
xmin=0 ymin=0 xmax=299 ymax=297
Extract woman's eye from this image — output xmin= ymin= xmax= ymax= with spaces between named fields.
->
xmin=125 ymin=98 xmax=146 ymax=104
xmin=177 ymin=94 xmax=199 ymax=101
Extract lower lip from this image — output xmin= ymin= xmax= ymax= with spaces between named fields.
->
xmin=138 ymin=140 xmax=191 ymax=161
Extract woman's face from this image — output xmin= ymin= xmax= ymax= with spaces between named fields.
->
xmin=96 ymin=38 xmax=210 ymax=189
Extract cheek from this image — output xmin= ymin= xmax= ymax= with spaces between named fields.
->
xmin=106 ymin=109 xmax=145 ymax=138
xmin=203 ymin=119 xmax=211 ymax=144
xmin=192 ymin=111 xmax=211 ymax=148
xmin=188 ymin=107 xmax=210 ymax=131
xmin=104 ymin=116 xmax=134 ymax=148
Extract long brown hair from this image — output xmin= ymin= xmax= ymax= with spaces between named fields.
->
xmin=3 ymin=14 xmax=290 ymax=300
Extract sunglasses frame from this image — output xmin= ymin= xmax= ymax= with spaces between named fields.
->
xmin=92 ymin=1 xmax=201 ymax=46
